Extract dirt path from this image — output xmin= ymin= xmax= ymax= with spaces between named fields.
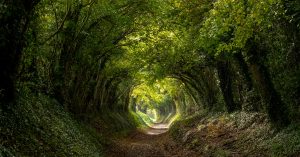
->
xmin=106 ymin=123 xmax=198 ymax=157
xmin=142 ymin=123 xmax=169 ymax=135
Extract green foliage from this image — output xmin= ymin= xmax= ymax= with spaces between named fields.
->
xmin=198 ymin=0 xmax=284 ymax=55
xmin=0 ymin=88 xmax=104 ymax=156
xmin=129 ymin=110 xmax=150 ymax=128
xmin=264 ymin=124 xmax=300 ymax=156
xmin=135 ymin=110 xmax=154 ymax=127
xmin=1 ymin=0 xmax=300 ymax=155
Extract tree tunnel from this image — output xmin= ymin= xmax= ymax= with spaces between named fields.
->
xmin=128 ymin=79 xmax=180 ymax=128
xmin=110 ymin=63 xmax=225 ymax=132
xmin=1 ymin=0 xmax=300 ymax=156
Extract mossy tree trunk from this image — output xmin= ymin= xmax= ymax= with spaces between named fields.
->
xmin=246 ymin=40 xmax=291 ymax=127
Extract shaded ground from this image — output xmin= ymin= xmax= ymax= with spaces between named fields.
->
xmin=105 ymin=123 xmax=199 ymax=157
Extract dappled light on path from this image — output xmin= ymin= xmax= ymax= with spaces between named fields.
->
xmin=143 ymin=123 xmax=169 ymax=135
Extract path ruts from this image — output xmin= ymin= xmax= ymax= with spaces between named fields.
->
xmin=106 ymin=123 xmax=198 ymax=157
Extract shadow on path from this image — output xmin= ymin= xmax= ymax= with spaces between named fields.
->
xmin=106 ymin=123 xmax=199 ymax=157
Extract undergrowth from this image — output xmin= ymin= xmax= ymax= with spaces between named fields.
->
xmin=90 ymin=110 xmax=140 ymax=138
xmin=135 ymin=110 xmax=153 ymax=127
xmin=263 ymin=124 xmax=300 ymax=156
xmin=0 ymin=89 xmax=104 ymax=157
xmin=169 ymin=111 xmax=300 ymax=156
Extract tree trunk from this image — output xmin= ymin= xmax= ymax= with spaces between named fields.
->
xmin=216 ymin=60 xmax=238 ymax=112
xmin=234 ymin=52 xmax=253 ymax=91
xmin=0 ymin=0 xmax=39 ymax=106
xmin=246 ymin=40 xmax=290 ymax=127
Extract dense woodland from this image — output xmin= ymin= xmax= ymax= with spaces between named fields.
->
xmin=0 ymin=0 xmax=300 ymax=156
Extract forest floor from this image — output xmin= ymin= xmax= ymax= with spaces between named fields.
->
xmin=105 ymin=123 xmax=199 ymax=157
xmin=105 ymin=112 xmax=300 ymax=157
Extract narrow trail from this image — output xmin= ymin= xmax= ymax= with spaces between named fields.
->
xmin=106 ymin=123 xmax=198 ymax=157
xmin=142 ymin=123 xmax=169 ymax=135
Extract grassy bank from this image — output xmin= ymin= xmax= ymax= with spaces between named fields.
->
xmin=169 ymin=111 xmax=300 ymax=156
xmin=0 ymin=91 xmax=105 ymax=157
